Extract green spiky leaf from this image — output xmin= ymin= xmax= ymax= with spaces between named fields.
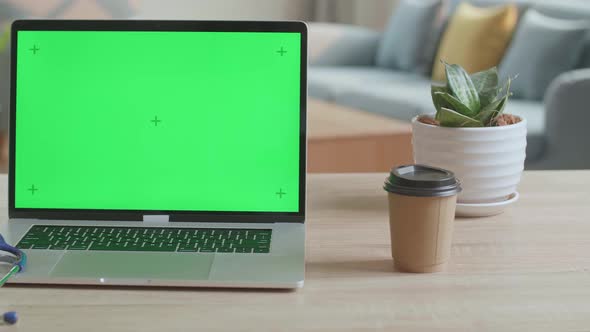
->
xmin=434 ymin=92 xmax=476 ymax=117
xmin=470 ymin=67 xmax=498 ymax=91
xmin=431 ymin=85 xmax=452 ymax=121
xmin=431 ymin=85 xmax=449 ymax=111
xmin=477 ymin=96 xmax=506 ymax=123
xmin=438 ymin=107 xmax=483 ymax=127
xmin=431 ymin=62 xmax=516 ymax=128
xmin=478 ymin=87 xmax=500 ymax=109
xmin=444 ymin=62 xmax=480 ymax=113
xmin=470 ymin=67 xmax=499 ymax=108
xmin=491 ymin=76 xmax=513 ymax=124
xmin=476 ymin=77 xmax=513 ymax=125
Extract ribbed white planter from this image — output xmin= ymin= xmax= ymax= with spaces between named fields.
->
xmin=412 ymin=115 xmax=527 ymax=204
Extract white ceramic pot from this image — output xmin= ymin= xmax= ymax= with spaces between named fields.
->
xmin=412 ymin=115 xmax=527 ymax=204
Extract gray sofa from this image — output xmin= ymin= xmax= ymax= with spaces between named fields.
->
xmin=308 ymin=0 xmax=590 ymax=170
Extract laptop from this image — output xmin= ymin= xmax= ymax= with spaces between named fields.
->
xmin=5 ymin=20 xmax=307 ymax=288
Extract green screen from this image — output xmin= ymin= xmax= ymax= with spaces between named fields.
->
xmin=15 ymin=30 xmax=301 ymax=212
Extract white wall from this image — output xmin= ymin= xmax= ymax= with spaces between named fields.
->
xmin=137 ymin=0 xmax=315 ymax=20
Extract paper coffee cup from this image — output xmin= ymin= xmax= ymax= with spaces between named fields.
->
xmin=384 ymin=165 xmax=461 ymax=273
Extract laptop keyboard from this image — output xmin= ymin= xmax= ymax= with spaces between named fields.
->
xmin=16 ymin=225 xmax=272 ymax=253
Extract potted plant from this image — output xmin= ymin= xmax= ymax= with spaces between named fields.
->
xmin=412 ymin=62 xmax=526 ymax=216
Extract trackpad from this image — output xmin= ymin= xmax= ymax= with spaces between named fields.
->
xmin=51 ymin=251 xmax=214 ymax=280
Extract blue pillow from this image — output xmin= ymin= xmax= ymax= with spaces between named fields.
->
xmin=499 ymin=9 xmax=589 ymax=100
xmin=376 ymin=0 xmax=442 ymax=74
xmin=581 ymin=33 xmax=590 ymax=68
xmin=533 ymin=3 xmax=590 ymax=68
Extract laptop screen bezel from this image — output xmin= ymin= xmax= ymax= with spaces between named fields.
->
xmin=8 ymin=20 xmax=307 ymax=223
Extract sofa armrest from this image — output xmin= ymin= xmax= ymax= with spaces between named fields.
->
xmin=308 ymin=22 xmax=380 ymax=67
xmin=540 ymin=68 xmax=590 ymax=169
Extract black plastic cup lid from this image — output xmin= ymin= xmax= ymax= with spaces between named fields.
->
xmin=384 ymin=164 xmax=461 ymax=197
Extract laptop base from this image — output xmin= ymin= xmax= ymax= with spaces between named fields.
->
xmin=5 ymin=219 xmax=304 ymax=289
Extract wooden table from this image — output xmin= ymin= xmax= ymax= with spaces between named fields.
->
xmin=308 ymin=99 xmax=413 ymax=173
xmin=1 ymin=171 xmax=590 ymax=331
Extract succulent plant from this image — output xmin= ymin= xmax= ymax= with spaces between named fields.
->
xmin=430 ymin=62 xmax=515 ymax=127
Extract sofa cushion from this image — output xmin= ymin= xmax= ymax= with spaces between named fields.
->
xmin=376 ymin=0 xmax=442 ymax=74
xmin=499 ymin=9 xmax=589 ymax=101
xmin=502 ymin=99 xmax=546 ymax=162
xmin=332 ymin=77 xmax=434 ymax=121
xmin=308 ymin=23 xmax=381 ymax=67
xmin=431 ymin=2 xmax=519 ymax=81
xmin=447 ymin=0 xmax=529 ymax=13
xmin=532 ymin=3 xmax=590 ymax=68
xmin=308 ymin=66 xmax=426 ymax=101
xmin=428 ymin=1 xmax=530 ymax=76
xmin=581 ymin=32 xmax=590 ymax=68
xmin=447 ymin=2 xmax=590 ymax=69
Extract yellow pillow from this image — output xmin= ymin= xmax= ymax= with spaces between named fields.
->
xmin=431 ymin=2 xmax=518 ymax=81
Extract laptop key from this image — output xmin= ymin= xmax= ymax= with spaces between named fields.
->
xmin=16 ymin=242 xmax=33 ymax=249
xmin=17 ymin=225 xmax=272 ymax=254
xmin=178 ymin=248 xmax=198 ymax=252
xmin=67 ymin=245 xmax=88 ymax=250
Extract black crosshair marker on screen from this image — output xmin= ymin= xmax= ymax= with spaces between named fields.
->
xmin=276 ymin=47 xmax=287 ymax=56
xmin=151 ymin=116 xmax=162 ymax=126
xmin=276 ymin=189 xmax=286 ymax=199
xmin=28 ymin=184 xmax=38 ymax=195
xmin=29 ymin=45 xmax=40 ymax=54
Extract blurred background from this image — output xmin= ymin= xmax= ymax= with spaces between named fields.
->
xmin=1 ymin=0 xmax=589 ymax=172
xmin=0 ymin=0 xmax=396 ymax=172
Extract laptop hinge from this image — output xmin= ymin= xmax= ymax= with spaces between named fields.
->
xmin=143 ymin=215 xmax=170 ymax=223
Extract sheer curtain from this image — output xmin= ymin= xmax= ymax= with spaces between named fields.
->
xmin=312 ymin=0 xmax=398 ymax=30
